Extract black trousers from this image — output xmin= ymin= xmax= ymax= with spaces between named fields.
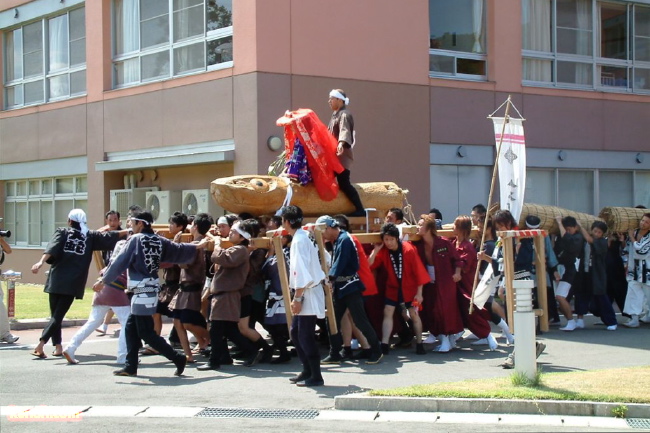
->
xmin=336 ymin=170 xmax=364 ymax=212
xmin=249 ymin=300 xmax=266 ymax=330
xmin=267 ymin=323 xmax=289 ymax=353
xmin=208 ymin=320 xmax=254 ymax=365
xmin=290 ymin=315 xmax=319 ymax=365
xmin=484 ymin=301 xmax=502 ymax=326
xmin=327 ymin=290 xmax=381 ymax=354
xmin=124 ymin=314 xmax=183 ymax=373
xmin=40 ymin=293 xmax=75 ymax=345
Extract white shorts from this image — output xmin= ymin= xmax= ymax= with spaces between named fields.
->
xmin=556 ymin=281 xmax=571 ymax=298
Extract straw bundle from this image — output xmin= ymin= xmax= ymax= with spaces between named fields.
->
xmin=518 ymin=203 xmax=604 ymax=235
xmin=489 ymin=203 xmax=602 ymax=235
xmin=598 ymin=207 xmax=647 ymax=233
xmin=211 ymin=175 xmax=405 ymax=217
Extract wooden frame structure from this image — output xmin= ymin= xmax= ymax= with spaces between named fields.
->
xmin=497 ymin=229 xmax=549 ymax=333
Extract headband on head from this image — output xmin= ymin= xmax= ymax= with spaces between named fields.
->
xmin=232 ymin=222 xmax=251 ymax=240
xmin=68 ymin=209 xmax=88 ymax=235
xmin=217 ymin=216 xmax=229 ymax=225
xmin=130 ymin=217 xmax=151 ymax=227
xmin=329 ymin=90 xmax=349 ymax=106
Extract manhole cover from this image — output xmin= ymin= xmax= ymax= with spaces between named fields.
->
xmin=627 ymin=418 xmax=650 ymax=429
xmin=196 ymin=408 xmax=319 ymax=420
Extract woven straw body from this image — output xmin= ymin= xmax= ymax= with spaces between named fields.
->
xmin=211 ymin=175 xmax=405 ymax=217
xmin=599 ymin=207 xmax=647 ymax=233
xmin=514 ymin=203 xmax=604 ymax=235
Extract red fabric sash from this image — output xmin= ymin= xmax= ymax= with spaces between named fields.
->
xmin=277 ymin=109 xmax=344 ymax=201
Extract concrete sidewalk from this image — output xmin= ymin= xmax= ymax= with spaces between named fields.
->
xmin=334 ymin=394 xmax=650 ymax=418
xmin=0 ymin=405 xmax=635 ymax=430
xmin=10 ymin=318 xmax=90 ymax=331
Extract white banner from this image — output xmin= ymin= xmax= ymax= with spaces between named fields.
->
xmin=492 ymin=117 xmax=526 ymax=222
xmin=473 ymin=265 xmax=499 ymax=310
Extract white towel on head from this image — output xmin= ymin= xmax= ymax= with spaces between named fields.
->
xmin=68 ymin=209 xmax=88 ymax=235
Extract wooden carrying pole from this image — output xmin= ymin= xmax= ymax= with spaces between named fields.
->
xmin=271 ymin=235 xmax=293 ymax=335
xmin=93 ymin=251 xmax=105 ymax=272
xmin=533 ymin=236 xmax=549 ymax=332
xmin=469 ymin=96 xmax=513 ymax=314
xmin=501 ymin=235 xmax=516 ymax=331
xmin=314 ymin=228 xmax=338 ymax=335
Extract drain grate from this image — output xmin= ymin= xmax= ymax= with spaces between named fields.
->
xmin=195 ymin=407 xmax=319 ymax=420
xmin=627 ymin=419 xmax=650 ymax=429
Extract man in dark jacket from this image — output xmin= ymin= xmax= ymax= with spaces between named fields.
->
xmin=554 ymin=216 xmax=585 ymax=332
xmin=317 ymin=215 xmax=382 ymax=365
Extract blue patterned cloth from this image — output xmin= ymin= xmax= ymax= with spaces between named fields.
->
xmin=285 ymin=138 xmax=312 ymax=185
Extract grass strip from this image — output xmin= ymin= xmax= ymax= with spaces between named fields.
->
xmin=370 ymin=366 xmax=650 ymax=404
xmin=13 ymin=283 xmax=94 ymax=320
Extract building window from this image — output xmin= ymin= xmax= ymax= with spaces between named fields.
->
xmin=3 ymin=177 xmax=87 ymax=247
xmin=522 ymin=0 xmax=650 ymax=93
xmin=429 ymin=0 xmax=487 ymax=80
xmin=112 ymin=0 xmax=233 ymax=88
xmin=3 ymin=7 xmax=86 ymax=110
xmin=524 ymin=168 xmax=650 ymax=212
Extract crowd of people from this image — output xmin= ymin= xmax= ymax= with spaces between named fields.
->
xmin=2 ymin=88 xmax=648 ymax=386
xmin=14 ymin=201 xmax=649 ymax=385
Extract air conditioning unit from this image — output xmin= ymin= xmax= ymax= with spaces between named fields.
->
xmin=109 ymin=187 xmax=159 ymax=225
xmin=145 ymin=190 xmax=182 ymax=224
xmin=182 ymin=189 xmax=223 ymax=218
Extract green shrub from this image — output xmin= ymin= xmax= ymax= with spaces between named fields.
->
xmin=611 ymin=404 xmax=628 ymax=418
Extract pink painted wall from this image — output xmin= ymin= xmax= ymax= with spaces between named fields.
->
xmin=85 ymin=0 xmax=112 ymax=101
xmin=236 ymin=0 xmax=430 ymax=85
xmin=488 ymin=0 xmax=523 ymax=90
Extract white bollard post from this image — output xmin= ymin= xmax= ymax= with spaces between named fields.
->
xmin=1 ymin=270 xmax=22 ymax=319
xmin=513 ymin=279 xmax=536 ymax=379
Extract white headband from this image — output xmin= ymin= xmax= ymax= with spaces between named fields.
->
xmin=232 ymin=222 xmax=251 ymax=240
xmin=217 ymin=216 xmax=228 ymax=225
xmin=329 ymin=90 xmax=349 ymax=106
xmin=130 ymin=217 xmax=151 ymax=226
xmin=68 ymin=209 xmax=88 ymax=235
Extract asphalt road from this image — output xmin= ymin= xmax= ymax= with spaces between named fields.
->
xmin=1 ymin=315 xmax=649 ymax=432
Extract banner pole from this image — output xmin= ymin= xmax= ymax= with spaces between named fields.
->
xmin=469 ymin=95 xmax=513 ymax=314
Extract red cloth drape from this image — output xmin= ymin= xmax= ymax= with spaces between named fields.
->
xmin=352 ymin=235 xmax=378 ymax=296
xmin=277 ymin=109 xmax=344 ymax=201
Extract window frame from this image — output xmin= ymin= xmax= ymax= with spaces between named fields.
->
xmin=3 ymin=176 xmax=88 ymax=248
xmin=3 ymin=6 xmax=87 ymax=110
xmin=428 ymin=0 xmax=488 ymax=81
xmin=524 ymin=167 xmax=649 ymax=212
xmin=111 ymin=0 xmax=233 ymax=89
xmin=522 ymin=0 xmax=650 ymax=94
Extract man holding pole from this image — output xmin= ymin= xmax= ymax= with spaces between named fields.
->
xmin=317 ymin=215 xmax=383 ymax=365
xmin=281 ymin=205 xmax=326 ymax=387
